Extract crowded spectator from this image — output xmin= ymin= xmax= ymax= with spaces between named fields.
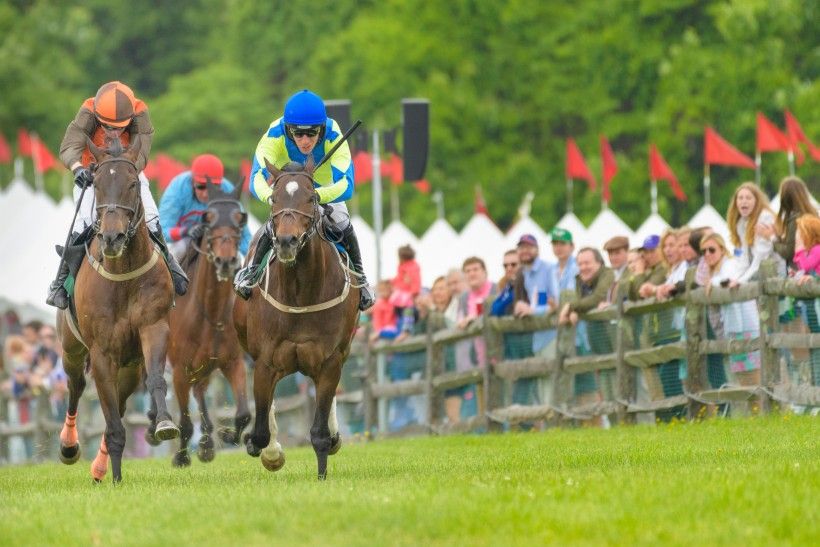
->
xmin=727 ymin=182 xmax=785 ymax=283
xmin=491 ymin=249 xmax=521 ymax=316
xmin=757 ymin=176 xmax=818 ymax=270
xmin=1 ymin=335 xmax=35 ymax=462
xmin=603 ymin=236 xmax=629 ymax=304
xmin=654 ymin=229 xmax=688 ymax=300
xmin=636 ymin=235 xmax=668 ymax=299
xmin=794 ymin=215 xmax=820 ymax=281
xmin=444 ymin=268 xmax=465 ymax=328
xmin=390 ymin=245 xmax=422 ymax=308
xmin=700 ymin=233 xmax=761 ymax=386
xmin=550 ymin=227 xmax=578 ymax=292
xmin=416 ymin=276 xmax=453 ymax=332
xmin=621 ymin=248 xmax=646 ymax=301
xmin=513 ymin=235 xmax=559 ymax=354
xmin=369 ymin=280 xmax=398 ymax=344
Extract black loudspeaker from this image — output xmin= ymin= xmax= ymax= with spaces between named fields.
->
xmin=324 ymin=99 xmax=351 ymax=133
xmin=402 ymin=99 xmax=429 ymax=181
xmin=383 ymin=128 xmax=397 ymax=155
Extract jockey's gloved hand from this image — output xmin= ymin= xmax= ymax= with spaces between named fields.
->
xmin=73 ymin=167 xmax=93 ymax=189
xmin=187 ymin=223 xmax=205 ymax=241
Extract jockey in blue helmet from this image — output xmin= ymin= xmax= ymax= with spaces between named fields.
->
xmin=233 ymin=89 xmax=375 ymax=310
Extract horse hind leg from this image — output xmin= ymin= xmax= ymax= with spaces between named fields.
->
xmin=90 ymin=437 xmax=109 ymax=482
xmin=194 ymin=380 xmax=215 ymax=463
xmin=172 ymin=365 xmax=193 ymax=468
xmin=141 ymin=321 xmax=179 ymax=442
xmin=260 ymin=398 xmax=285 ymax=472
xmin=311 ymin=360 xmax=343 ymax=480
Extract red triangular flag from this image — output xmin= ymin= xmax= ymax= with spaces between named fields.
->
xmin=17 ymin=128 xmax=31 ymax=157
xmin=475 ymin=185 xmax=489 ymax=216
xmin=600 ymin=135 xmax=617 ymax=203
xmin=353 ymin=150 xmax=372 ymax=184
xmin=566 ymin=138 xmax=597 ymax=190
xmin=0 ymin=132 xmax=11 ymax=164
xmin=756 ymin=112 xmax=791 ymax=153
xmin=147 ymin=154 xmax=187 ymax=190
xmin=240 ymin=158 xmax=252 ymax=191
xmin=413 ymin=179 xmax=430 ymax=194
xmin=784 ymin=110 xmax=812 ymax=165
xmin=704 ymin=126 xmax=755 ymax=169
xmin=380 ymin=153 xmax=403 ymax=185
xmin=30 ymin=135 xmax=58 ymax=173
xmin=649 ymin=144 xmax=687 ymax=202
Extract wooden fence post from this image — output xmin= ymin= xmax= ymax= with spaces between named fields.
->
xmin=483 ymin=307 xmax=504 ymax=433
xmin=683 ymin=267 xmax=707 ymax=419
xmin=427 ymin=323 xmax=444 ymax=431
xmin=758 ymin=260 xmax=779 ymax=413
xmin=614 ymin=298 xmax=634 ymax=424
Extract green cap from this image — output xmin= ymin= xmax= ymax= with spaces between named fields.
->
xmin=550 ymin=226 xmax=573 ymax=243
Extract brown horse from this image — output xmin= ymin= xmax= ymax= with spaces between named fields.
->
xmin=167 ymin=182 xmax=249 ymax=467
xmin=234 ymin=159 xmax=360 ymax=480
xmin=55 ymin=137 xmax=179 ymax=483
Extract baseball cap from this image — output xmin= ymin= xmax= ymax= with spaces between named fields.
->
xmin=640 ymin=234 xmax=661 ymax=250
xmin=603 ymin=236 xmax=629 ymax=252
xmin=517 ymin=234 xmax=538 ymax=247
xmin=550 ymin=227 xmax=573 ymax=243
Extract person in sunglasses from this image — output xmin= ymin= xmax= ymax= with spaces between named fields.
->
xmin=47 ymin=81 xmax=188 ymax=309
xmin=234 ymin=89 xmax=375 ymax=310
xmin=158 ymin=154 xmax=251 ymax=259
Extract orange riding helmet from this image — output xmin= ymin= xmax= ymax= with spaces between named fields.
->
xmin=93 ymin=81 xmax=136 ymax=128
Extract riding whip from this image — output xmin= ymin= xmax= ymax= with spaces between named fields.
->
xmin=53 ymin=176 xmax=92 ymax=284
xmin=315 ymin=119 xmax=362 ymax=171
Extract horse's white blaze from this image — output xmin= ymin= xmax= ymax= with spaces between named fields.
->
xmin=285 ymin=181 xmax=299 ymax=196
xmin=109 ymin=168 xmax=115 ymax=175
xmin=328 ymin=397 xmax=338 ymax=436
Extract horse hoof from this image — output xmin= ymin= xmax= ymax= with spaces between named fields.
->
xmin=197 ymin=447 xmax=216 ymax=463
xmin=317 ymin=473 xmax=327 ymax=481
xmin=219 ymin=428 xmax=238 ymax=445
xmin=172 ymin=451 xmax=191 ymax=468
xmin=154 ymin=420 xmax=180 ymax=442
xmin=244 ymin=434 xmax=261 ymax=457
xmin=59 ymin=444 xmax=81 ymax=465
xmin=328 ymin=434 xmax=342 ymax=456
xmin=261 ymin=451 xmax=285 ymax=472
xmin=144 ymin=429 xmax=161 ymax=447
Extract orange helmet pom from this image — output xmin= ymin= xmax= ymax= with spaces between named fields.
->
xmin=93 ymin=81 xmax=136 ymax=128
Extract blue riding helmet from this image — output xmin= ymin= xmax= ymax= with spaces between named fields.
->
xmin=283 ymin=89 xmax=326 ymax=127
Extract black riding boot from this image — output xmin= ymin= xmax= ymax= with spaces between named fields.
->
xmin=150 ymin=226 xmax=188 ymax=296
xmin=234 ymin=226 xmax=273 ymax=300
xmin=340 ymin=225 xmax=375 ymax=311
xmin=46 ymin=256 xmax=72 ymax=309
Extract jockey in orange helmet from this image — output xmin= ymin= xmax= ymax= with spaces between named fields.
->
xmin=46 ymin=81 xmax=188 ymax=309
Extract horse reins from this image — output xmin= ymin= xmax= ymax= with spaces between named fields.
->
xmin=267 ymin=172 xmax=321 ymax=258
xmin=92 ymin=157 xmax=145 ymax=245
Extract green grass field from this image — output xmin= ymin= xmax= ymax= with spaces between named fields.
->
xmin=0 ymin=416 xmax=817 ymax=546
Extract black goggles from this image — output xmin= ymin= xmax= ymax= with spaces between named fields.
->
xmin=288 ymin=125 xmax=321 ymax=139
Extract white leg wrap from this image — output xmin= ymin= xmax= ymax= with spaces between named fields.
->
xmin=328 ymin=397 xmax=339 ymax=436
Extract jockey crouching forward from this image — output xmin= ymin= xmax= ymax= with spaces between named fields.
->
xmin=233 ymin=89 xmax=375 ymax=311
xmin=158 ymin=153 xmax=251 ymax=261
xmin=46 ymin=81 xmax=189 ymax=309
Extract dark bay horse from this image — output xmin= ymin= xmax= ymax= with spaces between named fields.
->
xmin=167 ymin=182 xmax=249 ymax=467
xmin=56 ymin=137 xmax=179 ymax=483
xmin=234 ymin=158 xmax=360 ymax=480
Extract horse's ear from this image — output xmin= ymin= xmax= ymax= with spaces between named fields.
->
xmin=232 ymin=178 xmax=244 ymax=201
xmin=86 ymin=136 xmax=104 ymax=162
xmin=304 ymin=154 xmax=315 ymax=175
xmin=264 ymin=159 xmax=281 ymax=186
xmin=124 ymin=134 xmax=141 ymax=162
xmin=206 ymin=178 xmax=219 ymax=202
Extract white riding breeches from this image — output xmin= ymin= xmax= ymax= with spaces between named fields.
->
xmin=73 ymin=172 xmax=160 ymax=233
xmin=325 ymin=201 xmax=350 ymax=232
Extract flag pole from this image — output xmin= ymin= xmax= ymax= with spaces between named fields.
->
xmin=650 ymin=179 xmax=658 ymax=215
xmin=787 ymin=150 xmax=795 ymax=176
xmin=432 ymin=191 xmax=445 ymax=220
xmin=371 ymin=129 xmax=383 ymax=284
xmin=703 ymin=163 xmax=711 ymax=208
xmin=754 ymin=151 xmax=761 ymax=186
xmin=566 ymin=177 xmax=573 ymax=214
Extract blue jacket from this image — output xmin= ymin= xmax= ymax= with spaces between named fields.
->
xmin=158 ymin=171 xmax=251 ymax=255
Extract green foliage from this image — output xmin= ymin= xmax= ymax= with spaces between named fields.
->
xmin=1 ymin=0 xmax=818 ymax=233
xmin=0 ymin=417 xmax=816 ymax=544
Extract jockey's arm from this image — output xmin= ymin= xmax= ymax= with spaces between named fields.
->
xmin=315 ymin=131 xmax=354 ymax=205
xmin=59 ymin=106 xmax=96 ymax=171
xmin=158 ymin=175 xmax=187 ymax=241
xmin=129 ymin=104 xmax=154 ymax=172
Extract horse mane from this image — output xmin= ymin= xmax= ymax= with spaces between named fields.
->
xmin=179 ymin=233 xmax=202 ymax=274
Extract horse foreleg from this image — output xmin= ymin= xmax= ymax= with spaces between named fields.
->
xmin=91 ymin=353 xmax=126 ymax=483
xmin=140 ymin=321 xmax=179 ymax=442
xmin=171 ymin=363 xmax=193 ymax=468
xmin=59 ymin=353 xmax=87 ymax=465
xmin=221 ymin=357 xmax=251 ymax=445
xmin=311 ymin=359 xmax=343 ymax=480
xmin=193 ymin=379 xmax=215 ymax=463
xmin=260 ymin=394 xmax=285 ymax=472
xmin=245 ymin=358 xmax=275 ymax=458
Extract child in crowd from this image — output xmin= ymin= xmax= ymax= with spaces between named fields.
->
xmin=390 ymin=245 xmax=421 ymax=308
xmin=370 ymin=280 xmax=399 ymax=343
xmin=794 ymin=214 xmax=820 ymax=280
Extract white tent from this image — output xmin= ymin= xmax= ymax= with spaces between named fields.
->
xmin=418 ymin=218 xmax=460 ymax=285
xmin=505 ymin=215 xmax=555 ymax=261
xmin=380 ymin=221 xmax=419 ymax=284
xmin=555 ymin=212 xmax=587 ymax=244
xmin=458 ymin=214 xmax=507 ymax=283
xmin=633 ymin=213 xmax=669 ymax=248
xmin=583 ymin=209 xmax=634 ymax=250
xmin=350 ymin=215 xmax=377 ymax=282
xmin=688 ymin=204 xmax=731 ymax=247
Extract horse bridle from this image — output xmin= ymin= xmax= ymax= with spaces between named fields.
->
xmin=92 ymin=157 xmax=144 ymax=245
xmin=191 ymin=199 xmax=246 ymax=264
xmin=267 ymin=172 xmax=321 ymax=257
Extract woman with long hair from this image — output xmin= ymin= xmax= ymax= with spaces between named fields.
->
xmin=700 ymin=233 xmax=761 ymax=386
xmin=757 ymin=176 xmax=818 ymax=268
xmin=726 ymin=182 xmax=785 ymax=283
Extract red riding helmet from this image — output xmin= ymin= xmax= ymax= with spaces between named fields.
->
xmin=93 ymin=81 xmax=136 ymax=128
xmin=191 ymin=154 xmax=224 ymax=185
